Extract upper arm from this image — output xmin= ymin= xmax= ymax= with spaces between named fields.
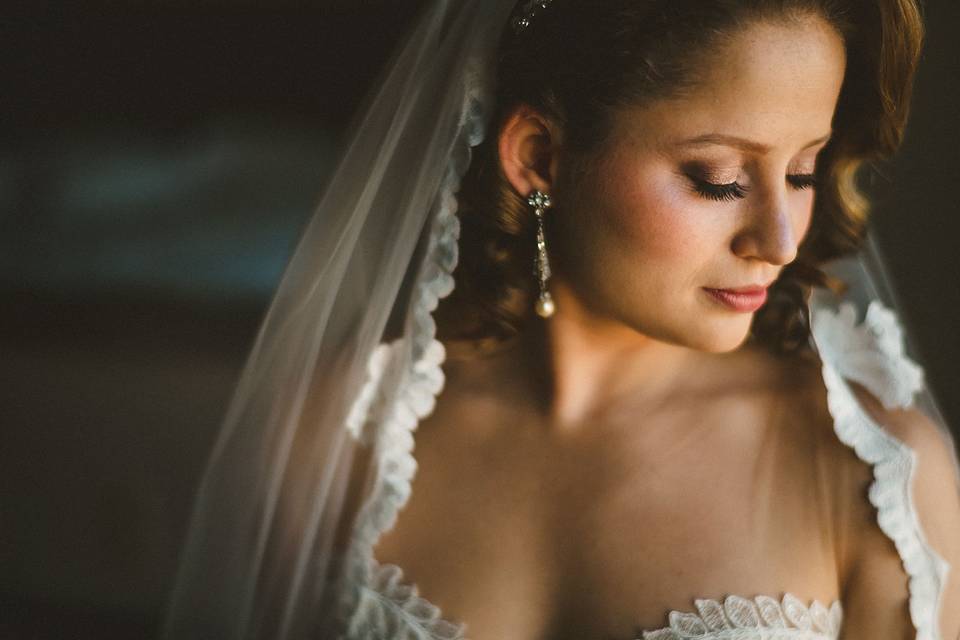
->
xmin=842 ymin=383 xmax=960 ymax=640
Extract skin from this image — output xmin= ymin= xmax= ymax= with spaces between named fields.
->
xmin=498 ymin=15 xmax=841 ymax=428
xmin=368 ymin=14 xmax=960 ymax=640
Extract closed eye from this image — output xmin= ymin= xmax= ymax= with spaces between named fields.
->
xmin=688 ymin=173 xmax=818 ymax=203
xmin=787 ymin=173 xmax=817 ymax=190
xmin=690 ymin=179 xmax=748 ymax=202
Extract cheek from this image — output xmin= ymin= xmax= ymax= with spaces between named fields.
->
xmin=596 ymin=165 xmax=719 ymax=269
xmin=791 ymin=191 xmax=816 ymax=241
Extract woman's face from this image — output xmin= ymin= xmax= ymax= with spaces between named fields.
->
xmin=553 ymin=16 xmax=846 ymax=353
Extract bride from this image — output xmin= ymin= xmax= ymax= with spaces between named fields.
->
xmin=162 ymin=1 xmax=960 ymax=639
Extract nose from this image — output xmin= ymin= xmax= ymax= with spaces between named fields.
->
xmin=730 ymin=184 xmax=799 ymax=266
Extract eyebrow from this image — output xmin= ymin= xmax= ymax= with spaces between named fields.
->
xmin=675 ymin=132 xmax=833 ymax=154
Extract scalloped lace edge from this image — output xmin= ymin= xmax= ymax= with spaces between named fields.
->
xmin=336 ymin=64 xmax=487 ymax=640
xmin=640 ymin=593 xmax=841 ymax=640
xmin=810 ymin=299 xmax=951 ymax=640
xmin=349 ymin=562 xmax=467 ymax=639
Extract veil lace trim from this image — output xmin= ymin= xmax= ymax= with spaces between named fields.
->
xmin=335 ymin=65 xmax=487 ymax=640
xmin=810 ymin=297 xmax=952 ymax=640
xmin=350 ymin=563 xmax=467 ymax=640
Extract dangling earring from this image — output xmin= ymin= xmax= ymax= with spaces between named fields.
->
xmin=527 ymin=190 xmax=555 ymax=318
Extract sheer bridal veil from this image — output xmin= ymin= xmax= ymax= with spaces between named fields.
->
xmin=160 ymin=1 xmax=958 ymax=638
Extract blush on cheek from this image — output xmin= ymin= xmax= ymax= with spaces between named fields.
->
xmin=603 ymin=175 xmax=707 ymax=261
xmin=791 ymin=195 xmax=816 ymax=244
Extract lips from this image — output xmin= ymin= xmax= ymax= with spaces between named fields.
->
xmin=703 ymin=286 xmax=769 ymax=312
xmin=719 ymin=285 xmax=768 ymax=295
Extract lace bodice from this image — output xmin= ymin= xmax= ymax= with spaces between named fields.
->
xmin=635 ymin=593 xmax=842 ymax=640
xmin=348 ymin=561 xmax=843 ymax=639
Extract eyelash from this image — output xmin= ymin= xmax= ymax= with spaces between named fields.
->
xmin=690 ymin=173 xmax=818 ymax=202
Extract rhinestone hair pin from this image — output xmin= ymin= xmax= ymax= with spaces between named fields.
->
xmin=511 ymin=0 xmax=555 ymax=35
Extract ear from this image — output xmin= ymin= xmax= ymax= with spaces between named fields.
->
xmin=497 ymin=104 xmax=562 ymax=198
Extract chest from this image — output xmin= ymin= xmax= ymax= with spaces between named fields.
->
xmin=366 ymin=389 xmax=842 ymax=640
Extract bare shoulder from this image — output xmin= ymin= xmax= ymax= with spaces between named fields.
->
xmin=845 ymin=381 xmax=960 ymax=550
xmin=748 ymin=342 xmax=960 ymax=636
xmin=845 ymin=381 xmax=960 ymax=637
xmin=848 ymin=379 xmax=960 ymax=480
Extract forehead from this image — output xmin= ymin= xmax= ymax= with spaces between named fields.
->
xmin=614 ymin=16 xmax=847 ymax=152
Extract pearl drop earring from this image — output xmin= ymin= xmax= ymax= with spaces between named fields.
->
xmin=527 ymin=190 xmax=555 ymax=318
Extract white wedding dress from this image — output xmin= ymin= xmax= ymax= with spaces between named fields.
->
xmin=325 ymin=188 xmax=951 ymax=640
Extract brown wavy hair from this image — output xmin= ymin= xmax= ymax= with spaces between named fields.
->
xmin=435 ymin=0 xmax=924 ymax=355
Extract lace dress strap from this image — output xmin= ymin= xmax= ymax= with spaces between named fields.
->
xmin=808 ymin=294 xmax=951 ymax=640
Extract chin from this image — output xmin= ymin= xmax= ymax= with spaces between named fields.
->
xmin=605 ymin=293 xmax=753 ymax=353
xmin=684 ymin=319 xmax=753 ymax=354
xmin=622 ymin=311 xmax=751 ymax=354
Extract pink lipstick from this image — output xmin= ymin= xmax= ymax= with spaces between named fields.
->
xmin=703 ymin=286 xmax=768 ymax=313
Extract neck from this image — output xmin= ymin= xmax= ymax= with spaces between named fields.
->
xmin=514 ymin=281 xmax=697 ymax=431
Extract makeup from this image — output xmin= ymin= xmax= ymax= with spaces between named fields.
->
xmin=703 ymin=286 xmax=768 ymax=312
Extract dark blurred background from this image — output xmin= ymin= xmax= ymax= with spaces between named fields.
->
xmin=1 ymin=2 xmax=958 ymax=639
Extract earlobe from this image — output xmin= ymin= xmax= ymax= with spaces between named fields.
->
xmin=497 ymin=105 xmax=560 ymax=197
